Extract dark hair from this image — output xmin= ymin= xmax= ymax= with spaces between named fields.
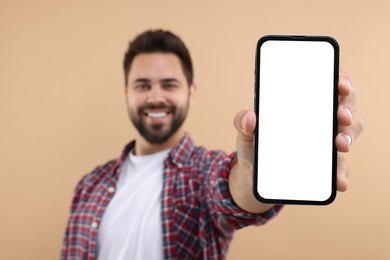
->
xmin=123 ymin=29 xmax=193 ymax=86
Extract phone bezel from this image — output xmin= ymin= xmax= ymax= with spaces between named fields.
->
xmin=253 ymin=35 xmax=340 ymax=205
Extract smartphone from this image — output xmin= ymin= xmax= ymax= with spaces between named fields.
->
xmin=253 ymin=35 xmax=339 ymax=205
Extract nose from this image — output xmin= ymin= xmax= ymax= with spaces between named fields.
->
xmin=146 ymin=85 xmax=166 ymax=105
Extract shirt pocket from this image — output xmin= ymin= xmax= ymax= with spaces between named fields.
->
xmin=173 ymin=196 xmax=202 ymax=259
xmin=174 ymin=167 xmax=201 ymax=205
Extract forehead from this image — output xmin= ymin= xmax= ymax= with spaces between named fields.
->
xmin=128 ymin=53 xmax=185 ymax=81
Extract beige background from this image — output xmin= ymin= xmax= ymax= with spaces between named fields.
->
xmin=0 ymin=0 xmax=388 ymax=259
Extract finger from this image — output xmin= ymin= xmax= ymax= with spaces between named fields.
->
xmin=233 ymin=110 xmax=256 ymax=163
xmin=336 ymin=109 xmax=365 ymax=153
xmin=335 ymin=133 xmax=352 ymax=153
xmin=338 ymin=74 xmax=357 ymax=109
xmin=338 ymin=77 xmax=356 ymax=129
xmin=337 ymin=105 xmax=353 ymax=127
xmin=233 ymin=110 xmax=256 ymax=140
xmin=338 ymin=71 xmax=352 ymax=97
xmin=337 ymin=153 xmax=348 ymax=192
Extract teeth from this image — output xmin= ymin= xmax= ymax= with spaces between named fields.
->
xmin=147 ymin=112 xmax=167 ymax=118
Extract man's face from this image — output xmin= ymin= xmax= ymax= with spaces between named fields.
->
xmin=125 ymin=53 xmax=195 ymax=144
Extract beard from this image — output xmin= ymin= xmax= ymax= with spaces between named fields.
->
xmin=128 ymin=102 xmax=189 ymax=144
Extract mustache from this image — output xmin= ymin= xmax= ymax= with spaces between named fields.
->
xmin=138 ymin=103 xmax=175 ymax=113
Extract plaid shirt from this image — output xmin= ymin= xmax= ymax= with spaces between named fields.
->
xmin=61 ymin=133 xmax=282 ymax=260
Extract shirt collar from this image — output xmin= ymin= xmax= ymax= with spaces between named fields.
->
xmin=111 ymin=140 xmax=135 ymax=177
xmin=113 ymin=133 xmax=195 ymax=175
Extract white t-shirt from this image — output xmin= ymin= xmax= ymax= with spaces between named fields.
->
xmin=97 ymin=149 xmax=169 ymax=260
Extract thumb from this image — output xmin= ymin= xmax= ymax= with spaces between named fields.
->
xmin=233 ymin=110 xmax=256 ymax=164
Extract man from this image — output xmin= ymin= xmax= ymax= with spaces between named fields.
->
xmin=61 ymin=29 xmax=364 ymax=259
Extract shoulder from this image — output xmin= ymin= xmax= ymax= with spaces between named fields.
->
xmin=191 ymin=145 xmax=230 ymax=164
xmin=185 ymin=146 xmax=237 ymax=181
xmin=74 ymin=141 xmax=134 ymax=195
xmin=178 ymin=133 xmax=232 ymax=163
xmin=74 ymin=159 xmax=117 ymax=195
xmin=79 ymin=160 xmax=117 ymax=186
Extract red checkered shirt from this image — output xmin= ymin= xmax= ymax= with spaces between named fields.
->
xmin=61 ymin=133 xmax=282 ymax=259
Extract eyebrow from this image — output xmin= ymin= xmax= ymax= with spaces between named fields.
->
xmin=132 ymin=78 xmax=150 ymax=85
xmin=132 ymin=78 xmax=180 ymax=85
xmin=161 ymin=78 xmax=180 ymax=84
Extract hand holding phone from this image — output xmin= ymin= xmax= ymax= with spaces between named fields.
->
xmin=253 ymin=35 xmax=339 ymax=205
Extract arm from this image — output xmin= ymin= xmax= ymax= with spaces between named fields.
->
xmin=228 ymin=71 xmax=365 ymax=213
xmin=228 ymin=110 xmax=273 ymax=213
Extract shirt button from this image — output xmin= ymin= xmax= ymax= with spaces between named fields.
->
xmin=91 ymin=221 xmax=98 ymax=229
xmin=107 ymin=186 xmax=115 ymax=193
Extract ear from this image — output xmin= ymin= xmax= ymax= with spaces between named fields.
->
xmin=189 ymin=83 xmax=197 ymax=106
xmin=124 ymin=85 xmax=130 ymax=106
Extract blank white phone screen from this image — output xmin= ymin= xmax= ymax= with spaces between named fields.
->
xmin=257 ymin=40 xmax=335 ymax=202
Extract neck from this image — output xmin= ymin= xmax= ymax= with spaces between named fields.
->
xmin=134 ymin=129 xmax=185 ymax=155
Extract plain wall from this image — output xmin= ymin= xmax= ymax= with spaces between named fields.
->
xmin=1 ymin=0 xmax=389 ymax=259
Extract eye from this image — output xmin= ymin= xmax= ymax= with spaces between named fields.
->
xmin=163 ymin=83 xmax=178 ymax=90
xmin=135 ymin=83 xmax=151 ymax=91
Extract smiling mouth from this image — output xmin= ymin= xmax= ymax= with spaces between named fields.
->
xmin=146 ymin=111 xmax=169 ymax=118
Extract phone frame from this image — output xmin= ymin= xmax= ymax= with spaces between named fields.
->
xmin=253 ymin=35 xmax=340 ymax=205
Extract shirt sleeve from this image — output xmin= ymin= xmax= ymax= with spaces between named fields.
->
xmin=60 ymin=163 xmax=112 ymax=260
xmin=205 ymin=151 xmax=283 ymax=235
xmin=60 ymin=173 xmax=87 ymax=259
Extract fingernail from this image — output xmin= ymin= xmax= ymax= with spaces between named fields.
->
xmin=344 ymin=134 xmax=352 ymax=147
xmin=240 ymin=114 xmax=246 ymax=129
xmin=345 ymin=78 xmax=352 ymax=92
xmin=345 ymin=106 xmax=352 ymax=120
